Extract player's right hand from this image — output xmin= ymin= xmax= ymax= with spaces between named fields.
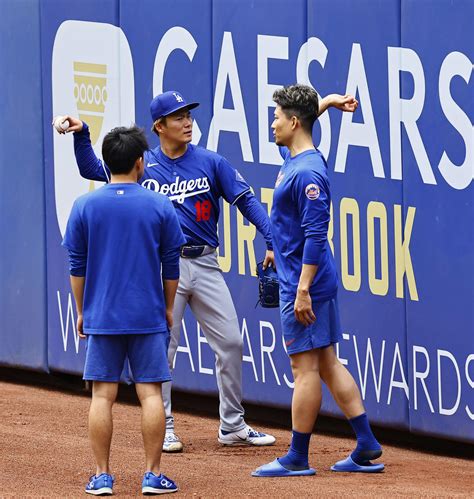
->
xmin=52 ymin=115 xmax=83 ymax=134
xmin=294 ymin=289 xmax=316 ymax=327
xmin=262 ymin=250 xmax=275 ymax=270
xmin=77 ymin=314 xmax=86 ymax=339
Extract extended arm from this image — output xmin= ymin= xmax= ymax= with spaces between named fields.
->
xmin=318 ymin=94 xmax=358 ymax=116
xmin=235 ymin=191 xmax=275 ymax=268
xmin=74 ymin=122 xmax=110 ymax=182
xmin=53 ymin=115 xmax=110 ymax=182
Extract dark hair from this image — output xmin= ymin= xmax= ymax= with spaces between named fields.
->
xmin=272 ymin=84 xmax=319 ymax=133
xmin=102 ymin=125 xmax=149 ymax=174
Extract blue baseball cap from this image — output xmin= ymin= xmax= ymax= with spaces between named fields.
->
xmin=150 ymin=91 xmax=199 ymax=122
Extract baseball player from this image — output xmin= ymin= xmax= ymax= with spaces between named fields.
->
xmin=57 ymin=89 xmax=357 ymax=453
xmin=252 ymin=84 xmax=383 ymax=477
xmin=63 ymin=125 xmax=184 ymax=494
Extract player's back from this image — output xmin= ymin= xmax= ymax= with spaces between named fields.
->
xmin=71 ymin=183 xmax=179 ymax=334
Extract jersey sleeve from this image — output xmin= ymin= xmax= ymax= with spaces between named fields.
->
xmin=291 ymin=167 xmax=330 ymax=265
xmin=160 ymin=197 xmax=186 ymax=280
xmin=235 ymin=191 xmax=273 ymax=250
xmin=74 ymin=123 xmax=110 ymax=182
xmin=215 ymin=157 xmax=250 ymax=205
xmin=62 ymin=200 xmax=88 ymax=276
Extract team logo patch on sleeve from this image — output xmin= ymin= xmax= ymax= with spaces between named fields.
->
xmin=305 ymin=183 xmax=320 ymax=200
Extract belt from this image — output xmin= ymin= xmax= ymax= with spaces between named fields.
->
xmin=180 ymin=245 xmax=216 ymax=258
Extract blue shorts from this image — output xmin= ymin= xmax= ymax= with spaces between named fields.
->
xmin=280 ymin=297 xmax=342 ymax=356
xmin=83 ymin=333 xmax=171 ymax=383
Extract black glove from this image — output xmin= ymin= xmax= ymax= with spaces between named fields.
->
xmin=256 ymin=261 xmax=279 ymax=308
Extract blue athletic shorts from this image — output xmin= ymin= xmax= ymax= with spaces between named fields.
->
xmin=280 ymin=297 xmax=342 ymax=356
xmin=83 ymin=333 xmax=171 ymax=383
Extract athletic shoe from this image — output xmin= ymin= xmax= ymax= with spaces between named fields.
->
xmin=142 ymin=472 xmax=178 ymax=495
xmin=218 ymin=425 xmax=276 ymax=446
xmin=162 ymin=432 xmax=183 ymax=453
xmin=85 ymin=473 xmax=114 ymax=496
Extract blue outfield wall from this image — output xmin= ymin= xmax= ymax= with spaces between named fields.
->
xmin=0 ymin=0 xmax=472 ymax=442
xmin=0 ymin=0 xmax=48 ymax=371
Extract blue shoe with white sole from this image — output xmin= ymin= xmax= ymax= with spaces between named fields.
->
xmin=85 ymin=473 xmax=114 ymax=495
xmin=142 ymin=472 xmax=178 ymax=495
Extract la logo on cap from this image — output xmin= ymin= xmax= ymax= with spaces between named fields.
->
xmin=173 ymin=92 xmax=184 ymax=103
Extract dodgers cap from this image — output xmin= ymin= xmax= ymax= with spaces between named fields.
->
xmin=150 ymin=91 xmax=199 ymax=122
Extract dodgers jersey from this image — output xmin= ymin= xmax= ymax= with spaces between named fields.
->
xmin=62 ymin=183 xmax=185 ymax=334
xmin=270 ymin=147 xmax=338 ymax=302
xmin=74 ymin=124 xmax=251 ymax=248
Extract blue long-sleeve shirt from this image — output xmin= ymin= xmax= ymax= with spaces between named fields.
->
xmin=270 ymin=148 xmax=338 ymax=302
xmin=74 ymin=123 xmax=272 ymax=250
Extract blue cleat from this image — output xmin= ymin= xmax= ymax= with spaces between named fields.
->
xmin=252 ymin=459 xmax=316 ymax=477
xmin=142 ymin=472 xmax=178 ymax=495
xmin=331 ymin=455 xmax=385 ymax=473
xmin=85 ymin=473 xmax=114 ymax=495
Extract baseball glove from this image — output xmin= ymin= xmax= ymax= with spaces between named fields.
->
xmin=256 ymin=261 xmax=280 ymax=308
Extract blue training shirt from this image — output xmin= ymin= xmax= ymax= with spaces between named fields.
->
xmin=62 ymin=183 xmax=186 ymax=335
xmin=74 ymin=123 xmax=272 ymax=249
xmin=270 ymin=147 xmax=338 ymax=302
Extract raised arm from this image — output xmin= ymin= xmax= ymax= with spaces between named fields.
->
xmin=52 ymin=115 xmax=110 ymax=182
xmin=318 ymin=94 xmax=358 ymax=116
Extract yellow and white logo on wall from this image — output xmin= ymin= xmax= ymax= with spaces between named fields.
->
xmin=52 ymin=20 xmax=135 ymax=238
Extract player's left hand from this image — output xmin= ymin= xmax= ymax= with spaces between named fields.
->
xmin=262 ymin=250 xmax=275 ymax=270
xmin=331 ymin=94 xmax=358 ymax=113
xmin=77 ymin=314 xmax=86 ymax=339
xmin=166 ymin=309 xmax=173 ymax=329
xmin=294 ymin=290 xmax=316 ymax=327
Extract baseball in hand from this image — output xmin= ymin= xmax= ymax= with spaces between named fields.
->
xmin=53 ymin=116 xmax=70 ymax=132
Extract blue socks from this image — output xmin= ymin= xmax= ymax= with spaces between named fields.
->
xmin=349 ymin=413 xmax=382 ymax=464
xmin=276 ymin=416 xmax=381 ymax=470
xmin=277 ymin=430 xmax=311 ymax=470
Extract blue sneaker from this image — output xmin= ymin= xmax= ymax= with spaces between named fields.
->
xmin=85 ymin=473 xmax=114 ymax=495
xmin=142 ymin=472 xmax=178 ymax=495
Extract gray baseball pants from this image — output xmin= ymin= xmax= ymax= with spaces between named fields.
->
xmin=162 ymin=251 xmax=246 ymax=433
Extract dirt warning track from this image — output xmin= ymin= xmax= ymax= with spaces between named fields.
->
xmin=0 ymin=381 xmax=472 ymax=497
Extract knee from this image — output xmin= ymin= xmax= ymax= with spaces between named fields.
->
xmin=228 ymin=334 xmax=243 ymax=353
xmin=223 ymin=323 xmax=243 ymax=353
xmin=290 ymin=358 xmax=319 ymax=382
xmin=136 ymin=383 xmax=163 ymax=405
xmin=92 ymin=383 xmax=117 ymax=405
xmin=319 ymin=356 xmax=342 ymax=381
